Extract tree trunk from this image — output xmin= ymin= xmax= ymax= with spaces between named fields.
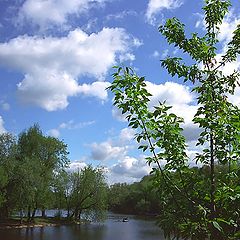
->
xmin=0 ymin=205 xmax=9 ymax=220
xmin=30 ymin=207 xmax=37 ymax=221
xmin=209 ymin=133 xmax=217 ymax=240
xmin=74 ymin=208 xmax=79 ymax=221
xmin=41 ymin=209 xmax=46 ymax=218
xmin=20 ymin=209 xmax=23 ymax=224
xmin=78 ymin=209 xmax=82 ymax=221
xmin=27 ymin=206 xmax=31 ymax=222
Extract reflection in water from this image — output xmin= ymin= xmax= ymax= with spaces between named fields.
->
xmin=0 ymin=214 xmax=165 ymax=240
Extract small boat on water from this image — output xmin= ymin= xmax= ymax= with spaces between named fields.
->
xmin=122 ymin=217 xmax=128 ymax=222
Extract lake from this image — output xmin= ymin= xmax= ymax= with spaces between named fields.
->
xmin=0 ymin=213 xmax=165 ymax=240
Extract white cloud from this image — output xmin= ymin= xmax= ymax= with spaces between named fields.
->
xmin=111 ymin=107 xmax=127 ymax=122
xmin=146 ymin=0 xmax=183 ymax=24
xmin=119 ymin=128 xmax=135 ymax=144
xmin=0 ymin=101 xmax=10 ymax=111
xmin=108 ymin=156 xmax=151 ymax=183
xmin=111 ymin=81 xmax=199 ymax=143
xmin=106 ymin=10 xmax=137 ymax=21
xmin=152 ymin=49 xmax=171 ymax=59
xmin=47 ymin=128 xmax=60 ymax=138
xmin=228 ymin=86 xmax=240 ymax=107
xmin=194 ymin=13 xmax=204 ymax=29
xmin=68 ymin=160 xmax=87 ymax=172
xmin=214 ymin=12 xmax=240 ymax=77
xmin=119 ymin=53 xmax=135 ymax=62
xmin=88 ymin=126 xmax=136 ymax=162
xmin=161 ymin=49 xmax=169 ymax=58
xmin=145 ymin=81 xmax=199 ymax=142
xmin=90 ymin=141 xmax=127 ymax=161
xmin=146 ymin=81 xmax=193 ymax=106
xmin=19 ymin=0 xmax=108 ymax=30
xmin=0 ymin=116 xmax=6 ymax=134
xmin=218 ymin=11 xmax=240 ymax=44
xmin=17 ymin=70 xmax=78 ymax=111
xmin=0 ymin=27 xmax=138 ymax=111
xmin=78 ymin=81 xmax=111 ymax=101
xmin=132 ymin=38 xmax=143 ymax=47
xmin=59 ymin=120 xmax=96 ymax=130
xmin=48 ymin=119 xmax=95 ymax=137
xmin=152 ymin=50 xmax=160 ymax=58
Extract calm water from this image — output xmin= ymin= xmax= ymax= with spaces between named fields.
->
xmin=0 ymin=214 xmax=165 ymax=240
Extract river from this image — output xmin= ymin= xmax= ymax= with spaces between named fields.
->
xmin=0 ymin=213 xmax=165 ymax=240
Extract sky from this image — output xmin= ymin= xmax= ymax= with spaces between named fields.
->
xmin=0 ymin=0 xmax=240 ymax=184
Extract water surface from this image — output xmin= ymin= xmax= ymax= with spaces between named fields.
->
xmin=0 ymin=214 xmax=165 ymax=240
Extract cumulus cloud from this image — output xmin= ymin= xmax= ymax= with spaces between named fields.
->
xmin=146 ymin=0 xmax=183 ymax=24
xmin=228 ymin=87 xmax=240 ymax=108
xmin=218 ymin=11 xmax=240 ymax=44
xmin=78 ymin=81 xmax=111 ymax=101
xmin=68 ymin=160 xmax=87 ymax=172
xmin=111 ymin=81 xmax=199 ymax=143
xmin=87 ymin=127 xmax=150 ymax=183
xmin=19 ymin=0 xmax=108 ymax=30
xmin=195 ymin=10 xmax=240 ymax=77
xmin=0 ymin=116 xmax=6 ymax=134
xmin=216 ymin=12 xmax=240 ymax=77
xmin=0 ymin=27 xmax=138 ymax=111
xmin=119 ymin=128 xmax=135 ymax=144
xmin=119 ymin=53 xmax=135 ymax=62
xmin=111 ymin=107 xmax=127 ymax=122
xmin=210 ymin=11 xmax=240 ymax=104
xmin=145 ymin=81 xmax=199 ymax=142
xmin=47 ymin=128 xmax=60 ymax=138
xmin=90 ymin=141 xmax=127 ymax=161
xmin=146 ymin=81 xmax=193 ymax=106
xmin=108 ymin=156 xmax=151 ymax=183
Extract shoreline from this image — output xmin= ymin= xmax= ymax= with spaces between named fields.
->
xmin=0 ymin=217 xmax=88 ymax=230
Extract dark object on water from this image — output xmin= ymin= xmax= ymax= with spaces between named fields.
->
xmin=122 ymin=217 xmax=128 ymax=222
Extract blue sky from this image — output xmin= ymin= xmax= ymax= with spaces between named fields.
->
xmin=0 ymin=0 xmax=240 ymax=183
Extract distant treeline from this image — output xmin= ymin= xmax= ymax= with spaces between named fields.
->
xmin=107 ymin=175 xmax=160 ymax=215
xmin=107 ymin=164 xmax=240 ymax=217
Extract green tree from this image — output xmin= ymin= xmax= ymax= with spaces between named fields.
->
xmin=0 ymin=133 xmax=18 ymax=219
xmin=52 ymin=170 xmax=72 ymax=217
xmin=108 ymin=176 xmax=160 ymax=215
xmin=17 ymin=124 xmax=69 ymax=221
xmin=108 ymin=183 xmax=133 ymax=213
xmin=68 ymin=165 xmax=107 ymax=222
xmin=108 ymin=0 xmax=240 ymax=239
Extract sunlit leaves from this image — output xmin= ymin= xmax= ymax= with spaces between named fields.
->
xmin=108 ymin=67 xmax=187 ymax=171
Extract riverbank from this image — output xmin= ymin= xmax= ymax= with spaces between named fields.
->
xmin=0 ymin=217 xmax=89 ymax=229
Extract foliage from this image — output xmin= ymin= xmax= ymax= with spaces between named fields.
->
xmin=0 ymin=125 xmax=107 ymax=224
xmin=108 ymin=0 xmax=240 ymax=239
xmin=0 ymin=133 xmax=18 ymax=219
xmin=16 ymin=124 xmax=69 ymax=220
xmin=108 ymin=175 xmax=160 ymax=215
xmin=70 ymin=166 xmax=107 ymax=222
xmin=0 ymin=125 xmax=69 ymax=221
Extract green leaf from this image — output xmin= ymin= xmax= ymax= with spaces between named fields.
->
xmin=212 ymin=221 xmax=223 ymax=232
